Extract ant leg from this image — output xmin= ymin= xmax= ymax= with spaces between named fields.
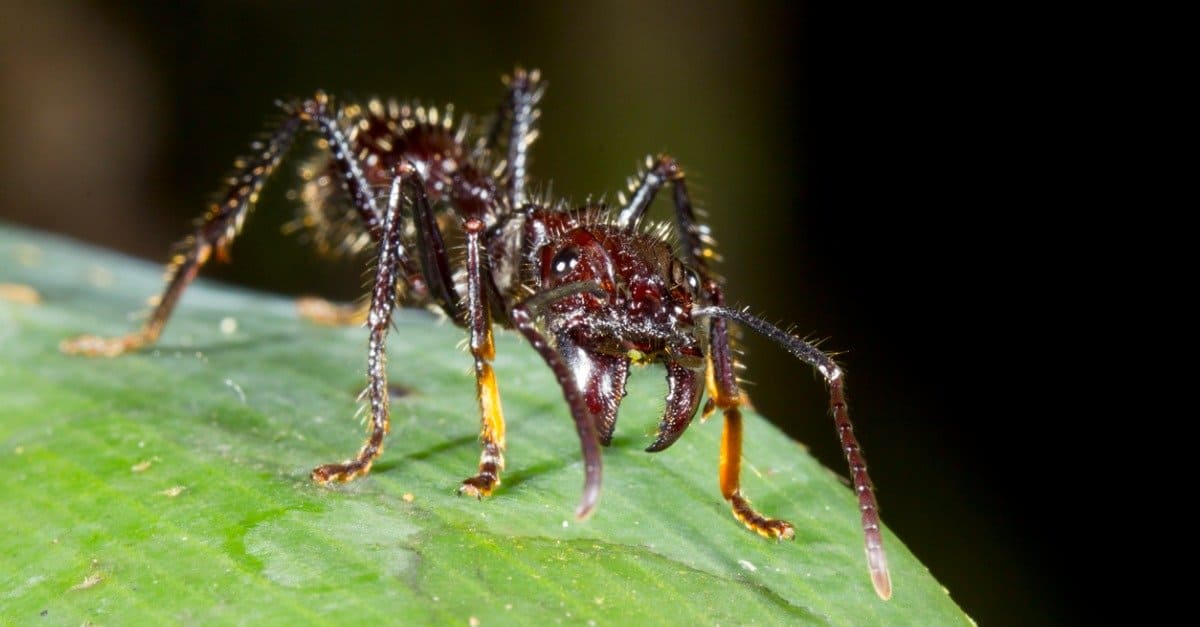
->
xmin=617 ymin=155 xmax=786 ymax=526
xmin=458 ymin=218 xmax=507 ymax=498
xmin=309 ymin=163 xmax=464 ymax=483
xmin=288 ymin=93 xmax=385 ymax=243
xmin=60 ymin=116 xmax=303 ymax=357
xmin=401 ymin=163 xmax=459 ymax=319
xmin=311 ymin=174 xmax=407 ymax=483
xmin=694 ymin=304 xmax=893 ymax=600
xmin=615 ymin=154 xmax=715 ymax=274
xmin=479 ymin=67 xmax=544 ymax=207
xmin=61 ymin=91 xmax=420 ymax=356
xmin=703 ymin=284 xmax=796 ymax=541
xmin=617 ymin=153 xmax=892 ymax=597
xmin=502 ymin=68 xmax=543 ymax=208
xmin=290 ymin=94 xmax=429 ymax=324
xmin=615 ymin=155 xmax=676 ymax=228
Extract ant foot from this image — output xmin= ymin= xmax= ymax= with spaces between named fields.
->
xmin=458 ymin=474 xmax=498 ymax=499
xmin=60 ymin=333 xmax=146 ymax=357
xmin=730 ymin=492 xmax=796 ymax=540
xmin=311 ymin=460 xmax=372 ymax=484
xmin=296 ymin=296 xmax=367 ymax=326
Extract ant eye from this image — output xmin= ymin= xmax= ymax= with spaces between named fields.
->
xmin=551 ymin=246 xmax=580 ymax=278
xmin=671 ymin=259 xmax=701 ymax=292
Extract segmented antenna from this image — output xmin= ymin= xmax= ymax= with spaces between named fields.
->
xmin=693 ymin=305 xmax=892 ymax=600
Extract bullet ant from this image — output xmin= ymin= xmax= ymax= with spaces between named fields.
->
xmin=61 ymin=68 xmax=892 ymax=599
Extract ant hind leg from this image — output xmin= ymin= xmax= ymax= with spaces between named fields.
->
xmin=61 ymin=91 xmax=418 ymax=357
xmin=61 ymin=116 xmax=303 ymax=357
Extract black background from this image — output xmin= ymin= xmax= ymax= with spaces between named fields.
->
xmin=0 ymin=2 xmax=1079 ymax=623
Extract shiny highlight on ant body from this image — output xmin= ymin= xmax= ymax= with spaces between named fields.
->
xmin=61 ymin=68 xmax=892 ymax=599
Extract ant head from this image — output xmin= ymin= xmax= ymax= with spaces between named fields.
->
xmin=531 ymin=222 xmax=708 ymax=451
xmin=535 ymin=224 xmax=706 ymax=365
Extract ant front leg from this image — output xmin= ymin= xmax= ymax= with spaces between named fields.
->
xmin=703 ymin=285 xmax=796 ymax=541
xmin=626 ymin=159 xmax=768 ymax=526
xmin=310 ymin=172 xmax=412 ymax=483
xmin=616 ymin=155 xmax=789 ymax=533
xmin=694 ymin=304 xmax=893 ymax=600
xmin=631 ymin=154 xmax=892 ymax=598
xmin=458 ymin=218 xmax=508 ymax=498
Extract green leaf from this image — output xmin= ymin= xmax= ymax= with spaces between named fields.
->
xmin=0 ymin=224 xmax=969 ymax=625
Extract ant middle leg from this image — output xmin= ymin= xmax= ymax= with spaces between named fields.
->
xmin=458 ymin=218 xmax=508 ymax=498
xmin=500 ymin=68 xmax=544 ymax=208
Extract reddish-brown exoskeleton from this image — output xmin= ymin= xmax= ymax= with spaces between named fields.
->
xmin=61 ymin=68 xmax=892 ymax=599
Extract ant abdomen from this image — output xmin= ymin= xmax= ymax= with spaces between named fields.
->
xmin=297 ymin=98 xmax=496 ymax=255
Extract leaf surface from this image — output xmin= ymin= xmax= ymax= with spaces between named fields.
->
xmin=0 ymin=224 xmax=969 ymax=625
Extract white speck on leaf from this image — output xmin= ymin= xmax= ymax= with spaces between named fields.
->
xmin=86 ymin=266 xmax=114 ymax=287
xmin=225 ymin=378 xmax=246 ymax=402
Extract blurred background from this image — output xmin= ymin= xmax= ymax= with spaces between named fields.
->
xmin=1 ymin=1 xmax=1076 ymax=623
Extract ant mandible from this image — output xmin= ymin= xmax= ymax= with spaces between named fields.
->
xmin=61 ymin=68 xmax=892 ymax=599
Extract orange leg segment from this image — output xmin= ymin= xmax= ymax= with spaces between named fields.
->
xmin=715 ymin=385 xmax=795 ymax=540
xmin=459 ymin=218 xmax=507 ymax=498
xmin=705 ymin=291 xmax=795 ymax=540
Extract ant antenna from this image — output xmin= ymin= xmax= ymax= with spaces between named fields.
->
xmin=693 ymin=305 xmax=892 ymax=600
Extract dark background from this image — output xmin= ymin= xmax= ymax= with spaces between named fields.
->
xmin=1 ymin=2 xmax=1076 ymax=623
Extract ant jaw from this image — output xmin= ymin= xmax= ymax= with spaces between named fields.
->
xmin=556 ymin=332 xmax=631 ymax=447
xmin=556 ymin=320 xmax=704 ymax=454
xmin=645 ymin=360 xmax=704 ymax=452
